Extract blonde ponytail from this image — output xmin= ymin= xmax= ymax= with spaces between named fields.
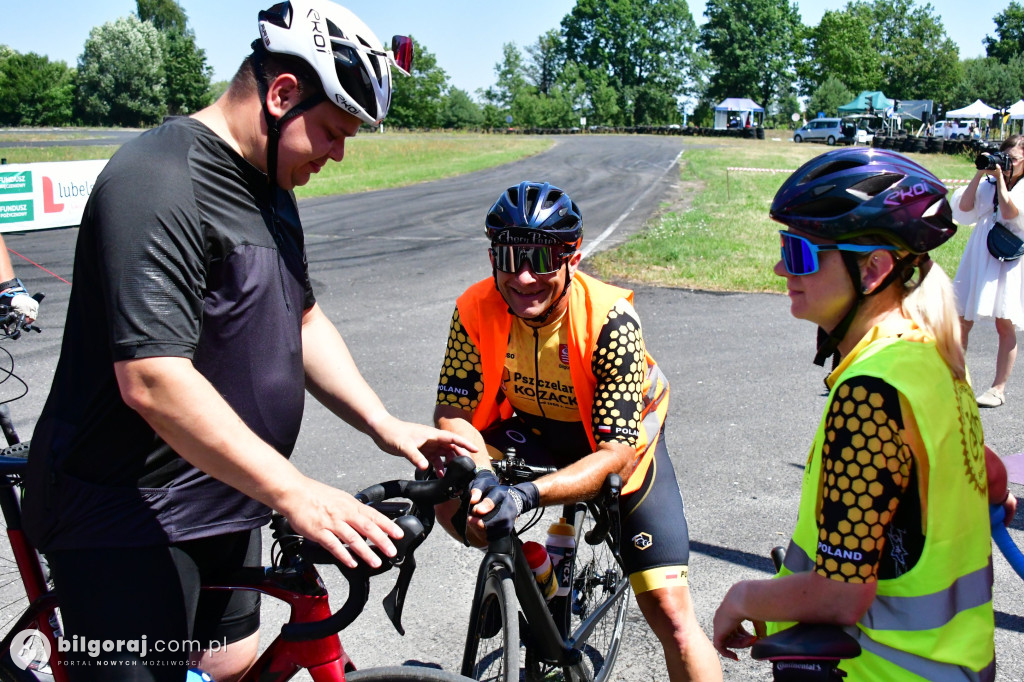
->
xmin=900 ymin=259 xmax=965 ymax=381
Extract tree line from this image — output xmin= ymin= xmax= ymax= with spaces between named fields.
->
xmin=3 ymin=0 xmax=1024 ymax=130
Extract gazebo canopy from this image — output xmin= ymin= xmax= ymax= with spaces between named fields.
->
xmin=714 ymin=97 xmax=764 ymax=112
xmin=838 ymin=91 xmax=892 ymax=114
xmin=946 ymin=99 xmax=998 ymax=119
xmin=1008 ymin=100 xmax=1024 ymax=120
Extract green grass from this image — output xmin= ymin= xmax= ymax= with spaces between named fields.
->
xmin=0 ymin=146 xmax=119 ymax=163
xmin=590 ymin=138 xmax=979 ymax=293
xmin=0 ymin=131 xmax=552 ymax=199
xmin=296 ymin=132 xmax=552 ymax=198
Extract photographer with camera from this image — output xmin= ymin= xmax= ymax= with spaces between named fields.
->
xmin=952 ymin=135 xmax=1024 ymax=407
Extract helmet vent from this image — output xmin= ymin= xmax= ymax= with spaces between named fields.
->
xmin=794 ymin=197 xmax=858 ymax=218
xmin=524 ymin=186 xmax=541 ymax=214
xmin=847 ymin=173 xmax=902 ymax=201
xmin=507 ymin=187 xmax=520 ymax=207
xmin=326 ymin=19 xmax=346 ymax=40
xmin=800 ymin=159 xmax=863 ymax=184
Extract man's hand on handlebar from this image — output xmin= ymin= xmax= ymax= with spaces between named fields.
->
xmin=0 ymin=279 xmax=38 ymax=324
xmin=368 ymin=412 xmax=477 ymax=471
xmin=278 ymin=477 xmax=404 ymax=570
xmin=471 ymin=481 xmax=540 ymax=541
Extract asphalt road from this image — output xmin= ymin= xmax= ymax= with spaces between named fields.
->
xmin=0 ymin=134 xmax=1020 ymax=681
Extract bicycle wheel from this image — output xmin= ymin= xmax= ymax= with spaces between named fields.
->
xmin=568 ymin=506 xmax=629 ymax=682
xmin=461 ymin=565 xmax=520 ymax=682
xmin=346 ymin=665 xmax=479 ymax=682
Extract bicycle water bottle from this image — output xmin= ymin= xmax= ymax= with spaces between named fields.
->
xmin=545 ymin=517 xmax=576 ymax=597
xmin=523 ymin=541 xmax=558 ymax=600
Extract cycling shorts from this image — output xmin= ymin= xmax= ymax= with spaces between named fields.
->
xmin=481 ymin=417 xmax=691 ymax=594
xmin=46 ymin=528 xmax=261 ymax=681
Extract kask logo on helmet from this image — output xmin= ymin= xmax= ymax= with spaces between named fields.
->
xmin=882 ymin=181 xmax=930 ymax=207
xmin=260 ymin=24 xmax=271 ymax=48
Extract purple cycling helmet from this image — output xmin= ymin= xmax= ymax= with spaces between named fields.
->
xmin=486 ymin=181 xmax=583 ymax=253
xmin=770 ymin=147 xmax=956 ymax=254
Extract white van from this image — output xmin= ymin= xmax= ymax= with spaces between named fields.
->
xmin=934 ymin=120 xmax=973 ymax=140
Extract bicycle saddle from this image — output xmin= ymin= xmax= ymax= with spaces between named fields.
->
xmin=751 ymin=623 xmax=861 ymax=661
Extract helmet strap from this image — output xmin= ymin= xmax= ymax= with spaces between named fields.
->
xmin=251 ymin=45 xmax=327 ymax=205
xmin=812 ymin=251 xmax=922 ymax=367
xmin=491 ymin=259 xmax=574 ymax=326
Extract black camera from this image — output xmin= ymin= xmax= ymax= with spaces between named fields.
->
xmin=975 ymin=151 xmax=1014 ymax=172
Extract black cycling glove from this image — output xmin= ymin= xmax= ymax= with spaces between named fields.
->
xmin=469 ymin=469 xmax=499 ymax=501
xmin=479 ymin=482 xmax=540 ymax=540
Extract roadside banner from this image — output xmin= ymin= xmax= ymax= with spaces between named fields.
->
xmin=0 ymin=160 xmax=108 ymax=233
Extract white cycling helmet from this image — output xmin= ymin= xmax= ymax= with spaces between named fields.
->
xmin=257 ymin=0 xmax=411 ymax=125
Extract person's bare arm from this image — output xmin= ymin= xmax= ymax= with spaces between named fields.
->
xmin=713 ymin=572 xmax=877 ymax=660
xmin=115 ymin=355 xmax=402 ymax=568
xmin=302 ymin=303 xmax=475 ymax=470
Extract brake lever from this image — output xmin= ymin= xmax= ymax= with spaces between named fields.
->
xmin=382 ymin=553 xmax=415 ymax=636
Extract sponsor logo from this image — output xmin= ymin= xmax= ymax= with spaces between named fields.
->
xmin=260 ymin=24 xmax=270 ymax=47
xmin=817 ymin=542 xmax=863 ymax=561
xmin=632 ymin=532 xmax=653 ymax=550
xmin=0 ymin=170 xmax=31 ymax=194
xmin=0 ymin=200 xmax=33 ymax=224
xmin=492 ymin=230 xmax=560 ymax=246
xmin=882 ymin=182 xmax=929 ymax=206
xmin=559 ymin=344 xmax=569 ymax=365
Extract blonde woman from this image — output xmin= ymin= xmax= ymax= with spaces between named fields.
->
xmin=713 ymin=148 xmax=1012 ymax=680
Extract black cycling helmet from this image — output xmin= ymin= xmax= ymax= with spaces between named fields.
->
xmin=486 ymin=181 xmax=583 ymax=252
xmin=771 ymin=148 xmax=956 ymax=367
xmin=770 ymin=147 xmax=956 ymax=253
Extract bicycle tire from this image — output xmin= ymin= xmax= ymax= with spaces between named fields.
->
xmin=462 ymin=565 xmax=520 ymax=682
xmin=568 ymin=506 xmax=629 ymax=682
xmin=345 ymin=666 xmax=479 ymax=682
xmin=0 ymin=650 xmax=49 ymax=682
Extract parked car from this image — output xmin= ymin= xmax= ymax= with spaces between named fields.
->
xmin=934 ymin=120 xmax=975 ymax=140
xmin=793 ymin=118 xmax=844 ymax=145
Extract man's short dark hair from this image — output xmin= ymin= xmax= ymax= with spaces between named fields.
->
xmin=227 ymin=49 xmax=324 ymax=103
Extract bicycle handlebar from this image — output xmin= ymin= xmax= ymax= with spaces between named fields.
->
xmin=278 ymin=456 xmax=476 ymax=642
xmin=0 ymin=296 xmax=43 ymax=340
xmin=991 ymin=503 xmax=1024 ymax=580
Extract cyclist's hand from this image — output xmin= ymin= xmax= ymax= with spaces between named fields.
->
xmin=0 ymin=279 xmax=37 ymax=323
xmin=472 ymin=482 xmax=539 ymax=540
xmin=369 ymin=413 xmax=477 ymax=471
xmin=1004 ymin=492 xmax=1018 ymax=527
xmin=280 ymin=478 xmax=404 ymax=569
xmin=712 ymin=586 xmax=765 ymax=660
xmin=468 ymin=468 xmax=499 ymax=506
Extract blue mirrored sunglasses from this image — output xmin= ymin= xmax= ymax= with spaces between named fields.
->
xmin=779 ymin=231 xmax=898 ymax=276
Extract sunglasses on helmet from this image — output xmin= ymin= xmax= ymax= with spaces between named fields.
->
xmin=491 ymin=244 xmax=571 ymax=275
xmin=779 ymin=231 xmax=898 ymax=276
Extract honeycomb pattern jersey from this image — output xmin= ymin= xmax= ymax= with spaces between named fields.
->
xmin=436 ymin=299 xmax=646 ymax=449
xmin=816 ymin=375 xmax=924 ymax=583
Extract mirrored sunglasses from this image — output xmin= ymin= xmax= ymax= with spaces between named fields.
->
xmin=491 ymin=244 xmax=570 ymax=275
xmin=779 ymin=231 xmax=897 ymax=276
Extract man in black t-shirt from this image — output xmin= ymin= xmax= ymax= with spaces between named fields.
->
xmin=23 ymin=3 xmax=471 ymax=680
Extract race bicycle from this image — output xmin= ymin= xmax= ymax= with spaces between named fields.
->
xmin=459 ymin=455 xmax=629 ymax=682
xmin=0 ymin=307 xmax=483 ymax=681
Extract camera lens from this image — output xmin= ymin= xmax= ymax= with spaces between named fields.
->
xmin=975 ymin=154 xmax=992 ymax=170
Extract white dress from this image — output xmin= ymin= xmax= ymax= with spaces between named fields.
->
xmin=952 ymin=177 xmax=1024 ymax=329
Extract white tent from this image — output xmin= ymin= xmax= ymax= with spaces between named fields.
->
xmin=945 ymin=99 xmax=998 ymax=119
xmin=1008 ymin=100 xmax=1024 ymax=120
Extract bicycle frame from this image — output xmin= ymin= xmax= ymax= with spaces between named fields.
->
xmin=460 ymin=499 xmax=629 ymax=682
xmin=0 ymin=451 xmax=477 ymax=682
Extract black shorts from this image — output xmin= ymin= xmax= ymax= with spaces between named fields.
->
xmin=46 ymin=528 xmax=261 ymax=682
xmin=481 ymin=418 xmax=690 ymax=585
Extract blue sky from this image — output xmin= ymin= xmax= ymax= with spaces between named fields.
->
xmin=0 ymin=0 xmax=1005 ymax=98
